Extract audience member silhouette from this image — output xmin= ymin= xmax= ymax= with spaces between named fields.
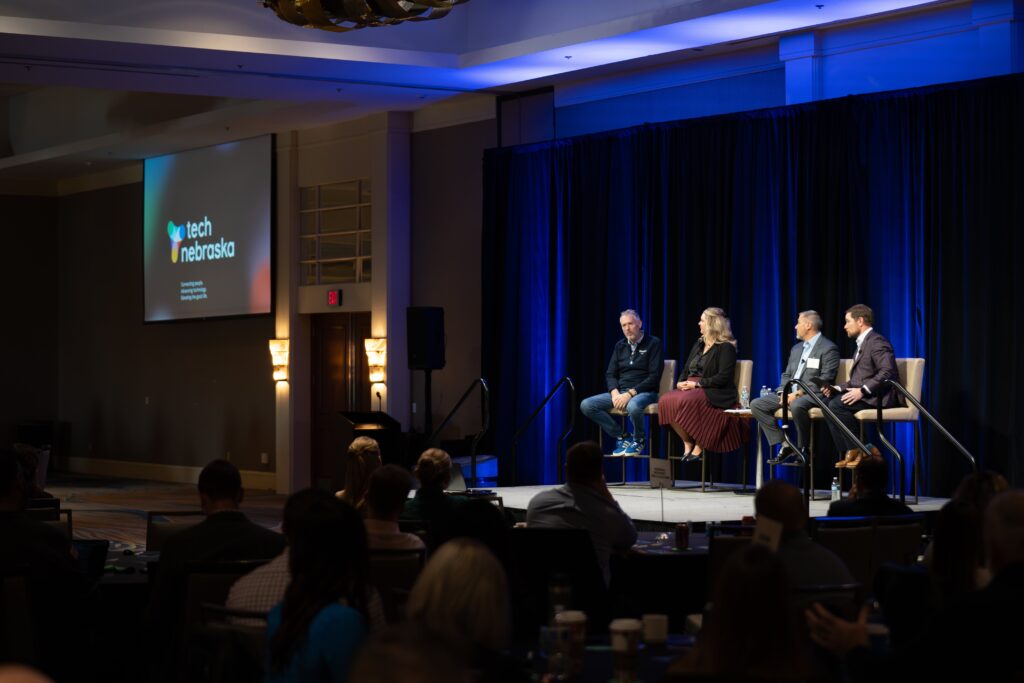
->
xmin=668 ymin=543 xmax=811 ymax=680
xmin=267 ymin=491 xmax=370 ymax=683
xmin=335 ymin=437 xmax=382 ymax=513
xmin=364 ymin=465 xmax=424 ymax=551
xmin=826 ymin=455 xmax=913 ymax=517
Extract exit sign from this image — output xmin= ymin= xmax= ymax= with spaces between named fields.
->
xmin=327 ymin=289 xmax=343 ymax=306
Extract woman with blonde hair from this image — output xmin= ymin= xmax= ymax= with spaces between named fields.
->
xmin=335 ymin=436 xmax=382 ymax=512
xmin=658 ymin=307 xmax=748 ymax=461
xmin=407 ymin=538 xmax=511 ymax=652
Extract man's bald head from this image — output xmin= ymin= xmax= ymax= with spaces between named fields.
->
xmin=754 ymin=480 xmax=806 ymax=534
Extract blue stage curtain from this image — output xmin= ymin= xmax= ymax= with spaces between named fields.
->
xmin=483 ymin=73 xmax=1024 ymax=492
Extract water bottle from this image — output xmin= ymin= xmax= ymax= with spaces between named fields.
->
xmin=760 ymin=385 xmax=771 ymax=399
xmin=740 ymin=386 xmax=750 ymax=409
xmin=831 ymin=477 xmax=841 ymax=502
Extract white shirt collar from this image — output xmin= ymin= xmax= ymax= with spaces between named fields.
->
xmin=628 ymin=331 xmax=644 ymax=350
xmin=856 ymin=327 xmax=873 ymax=347
xmin=804 ymin=332 xmax=821 ymax=350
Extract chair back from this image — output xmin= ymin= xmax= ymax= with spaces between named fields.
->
xmin=369 ymin=548 xmax=426 ymax=623
xmin=659 ymin=360 xmax=678 ymax=394
xmin=183 ymin=560 xmax=271 ymax=631
xmin=707 ymin=532 xmax=752 ymax=592
xmin=812 ymin=526 xmax=876 ymax=589
xmin=792 ymin=583 xmax=862 ymax=620
xmin=27 ymin=497 xmax=60 ymax=510
xmin=835 ymin=359 xmax=853 ymax=385
xmin=734 ymin=360 xmax=753 ymax=402
xmin=510 ymin=528 xmax=608 ymax=634
xmin=35 ymin=509 xmax=72 ymax=538
xmin=873 ymin=516 xmax=924 ymax=568
xmin=146 ymin=510 xmax=205 ymax=552
xmin=25 ymin=506 xmax=59 ymax=521
xmin=895 ymin=358 xmax=925 ymax=418
xmin=0 ymin=574 xmax=34 ymax=662
xmin=185 ymin=606 xmax=268 ymax=683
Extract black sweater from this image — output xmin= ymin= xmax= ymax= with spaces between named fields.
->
xmin=604 ymin=334 xmax=663 ymax=394
xmin=681 ymin=338 xmax=739 ymax=409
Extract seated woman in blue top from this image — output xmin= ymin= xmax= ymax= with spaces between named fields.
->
xmin=266 ymin=490 xmax=370 ymax=683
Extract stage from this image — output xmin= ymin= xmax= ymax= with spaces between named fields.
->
xmin=493 ymin=481 xmax=948 ymax=524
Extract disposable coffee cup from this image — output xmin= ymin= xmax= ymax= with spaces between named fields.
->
xmin=609 ymin=618 xmax=642 ymax=682
xmin=641 ymin=613 xmax=668 ymax=646
xmin=555 ymin=610 xmax=587 ymax=675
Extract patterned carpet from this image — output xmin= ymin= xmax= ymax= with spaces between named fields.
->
xmin=45 ymin=472 xmax=287 ymax=552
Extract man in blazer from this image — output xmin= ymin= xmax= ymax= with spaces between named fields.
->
xmin=822 ymin=304 xmax=899 ymax=468
xmin=751 ymin=310 xmax=839 ymax=463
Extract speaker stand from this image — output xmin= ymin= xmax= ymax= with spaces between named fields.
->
xmin=422 ymin=368 xmax=434 ymax=438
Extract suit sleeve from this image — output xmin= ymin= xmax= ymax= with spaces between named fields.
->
xmin=779 ymin=346 xmax=798 ymax=391
xmin=633 ymin=337 xmax=663 ymax=394
xmin=818 ymin=343 xmax=840 ymax=388
xmin=699 ymin=343 xmax=736 ymax=389
xmin=605 ymin=343 xmax=620 ymax=392
xmin=863 ymin=337 xmax=897 ymax=395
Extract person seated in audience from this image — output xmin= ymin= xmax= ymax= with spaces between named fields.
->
xmin=806 ymin=490 xmax=1024 ymax=680
xmin=350 ymin=624 xmax=474 ymax=683
xmin=267 ymin=491 xmax=370 ymax=683
xmin=336 ymin=436 xmax=382 ymax=512
xmin=923 ymin=469 xmax=1008 ymax=585
xmin=364 ymin=465 xmax=425 ymax=551
xmin=407 ymin=538 xmax=529 ymax=683
xmin=667 ymin=543 xmax=812 ymax=680
xmin=825 ymin=454 xmax=913 ymax=517
xmin=525 ymin=441 xmax=637 ymax=584
xmin=226 ymin=489 xmax=386 ymax=630
xmin=148 ymin=459 xmax=285 ymax=679
xmin=0 ymin=449 xmax=87 ymax=681
xmin=11 ymin=444 xmax=53 ymax=499
xmin=755 ymin=480 xmax=854 ymax=588
xmin=400 ymin=448 xmax=462 ymax=527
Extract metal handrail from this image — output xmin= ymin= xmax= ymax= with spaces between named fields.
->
xmin=509 ymin=376 xmax=576 ymax=485
xmin=428 ymin=378 xmax=490 ymax=486
xmin=871 ymin=403 xmax=906 ymax=504
xmin=781 ymin=378 xmax=874 ymax=505
xmin=883 ymin=378 xmax=977 ymax=472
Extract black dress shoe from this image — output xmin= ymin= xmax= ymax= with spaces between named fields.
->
xmin=780 ymin=448 xmax=805 ymax=465
xmin=767 ymin=444 xmax=795 ymax=465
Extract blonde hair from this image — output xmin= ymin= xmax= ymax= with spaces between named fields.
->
xmin=702 ymin=307 xmax=737 ymax=348
xmin=414 ymin=448 xmax=452 ymax=490
xmin=406 ymin=538 xmax=511 ymax=651
xmin=336 ymin=437 xmax=382 ymax=510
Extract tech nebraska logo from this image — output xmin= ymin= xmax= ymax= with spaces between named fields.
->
xmin=167 ymin=216 xmax=236 ymax=264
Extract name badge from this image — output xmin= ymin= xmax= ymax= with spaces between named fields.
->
xmin=807 ymin=358 xmax=820 ymax=369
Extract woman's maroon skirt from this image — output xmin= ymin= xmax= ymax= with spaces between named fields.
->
xmin=658 ymin=377 xmax=749 ymax=452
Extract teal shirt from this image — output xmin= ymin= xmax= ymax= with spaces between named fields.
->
xmin=265 ymin=602 xmax=366 ymax=683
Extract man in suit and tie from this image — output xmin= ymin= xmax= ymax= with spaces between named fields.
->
xmin=751 ymin=310 xmax=840 ymax=464
xmin=822 ymin=304 xmax=899 ymax=469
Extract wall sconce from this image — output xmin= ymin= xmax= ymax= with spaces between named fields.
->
xmin=268 ymin=339 xmax=290 ymax=382
xmin=364 ymin=337 xmax=387 ymax=383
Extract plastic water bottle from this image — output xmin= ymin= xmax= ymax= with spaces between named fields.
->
xmin=831 ymin=477 xmax=841 ymax=502
xmin=740 ymin=386 xmax=750 ymax=409
xmin=760 ymin=385 xmax=771 ymax=399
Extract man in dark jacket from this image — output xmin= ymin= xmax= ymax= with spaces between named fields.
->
xmin=580 ymin=309 xmax=663 ymax=456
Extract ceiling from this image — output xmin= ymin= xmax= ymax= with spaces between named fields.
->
xmin=0 ymin=0 xmax=948 ymax=186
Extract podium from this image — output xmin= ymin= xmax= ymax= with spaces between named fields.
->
xmin=338 ymin=411 xmax=404 ymax=467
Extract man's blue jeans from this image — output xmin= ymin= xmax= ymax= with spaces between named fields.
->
xmin=580 ymin=392 xmax=659 ymax=440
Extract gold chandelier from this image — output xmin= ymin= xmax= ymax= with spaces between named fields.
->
xmin=264 ymin=0 xmax=470 ymax=32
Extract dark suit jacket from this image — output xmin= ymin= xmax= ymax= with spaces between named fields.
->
xmin=779 ymin=334 xmax=840 ymax=395
xmin=826 ymin=491 xmax=914 ymax=517
xmin=840 ymin=330 xmax=899 ymax=408
xmin=681 ymin=339 xmax=738 ymax=409
xmin=149 ymin=509 xmax=285 ymax=659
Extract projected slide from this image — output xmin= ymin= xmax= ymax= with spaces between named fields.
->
xmin=143 ymin=136 xmax=272 ymax=322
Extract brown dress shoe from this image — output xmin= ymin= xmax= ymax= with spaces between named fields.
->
xmin=834 ymin=449 xmax=859 ymax=468
xmin=845 ymin=452 xmax=865 ymax=468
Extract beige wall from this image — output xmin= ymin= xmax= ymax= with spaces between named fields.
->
xmin=55 ymin=183 xmax=277 ymax=472
xmin=0 ymin=195 xmax=59 ymax=445
xmin=409 ymin=118 xmax=495 ymax=439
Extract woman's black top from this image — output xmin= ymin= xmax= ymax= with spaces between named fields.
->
xmin=681 ymin=338 xmax=739 ymax=409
